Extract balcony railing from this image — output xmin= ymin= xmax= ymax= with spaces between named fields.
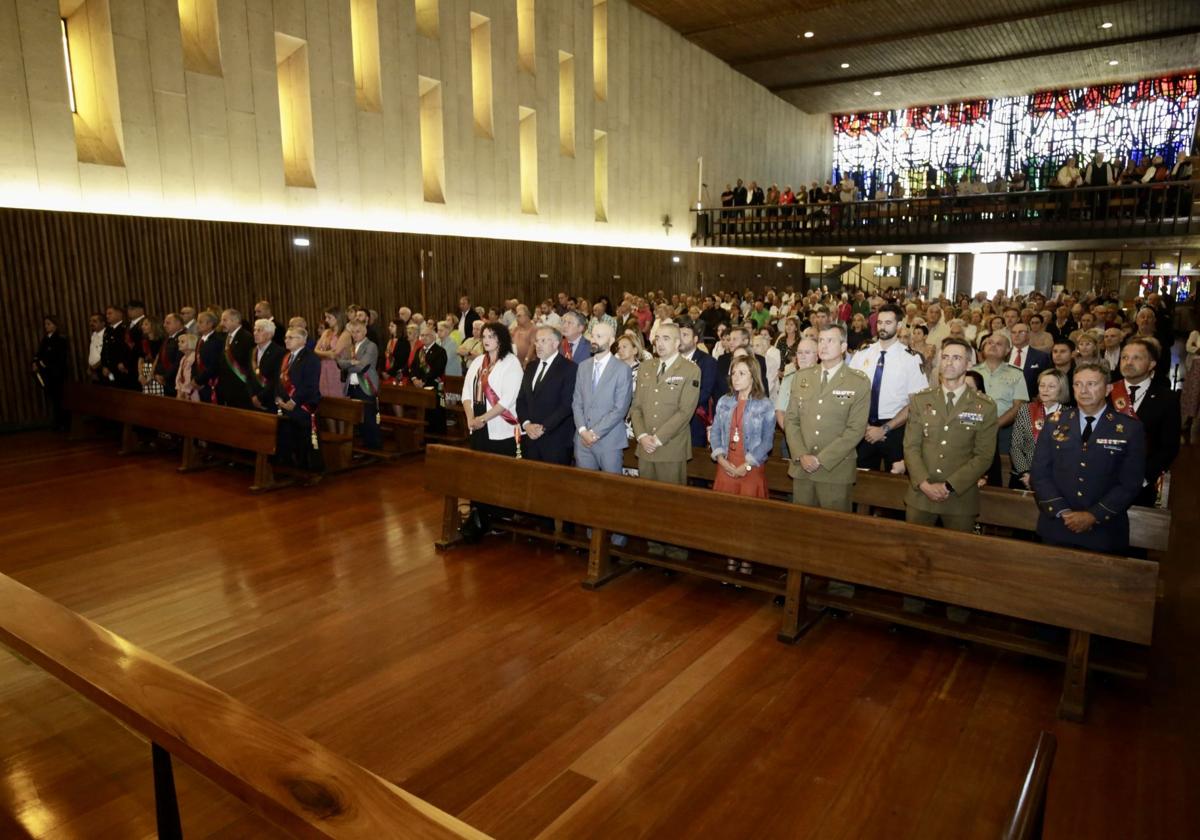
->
xmin=691 ymin=181 xmax=1199 ymax=249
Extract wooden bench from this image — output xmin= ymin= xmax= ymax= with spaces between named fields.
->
xmin=431 ymin=375 xmax=470 ymax=446
xmin=1003 ymin=731 xmax=1057 ymax=840
xmin=63 ymin=382 xmax=284 ymax=492
xmin=318 ymin=397 xmax=364 ymax=473
xmin=425 ymin=445 xmax=1159 ymax=721
xmin=0 ymin=573 xmax=488 ymax=839
xmin=378 ymin=384 xmax=436 ymax=454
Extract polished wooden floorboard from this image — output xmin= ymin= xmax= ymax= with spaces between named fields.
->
xmin=0 ymin=433 xmax=1196 ymax=839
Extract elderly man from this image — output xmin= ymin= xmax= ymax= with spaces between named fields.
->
xmin=516 ymin=325 xmax=577 ymax=465
xmin=215 ymin=309 xmax=255 ymax=409
xmin=631 ymin=323 xmax=701 ymax=486
xmin=560 ymin=310 xmax=591 ymax=363
xmin=1008 ymin=321 xmax=1051 ymax=397
xmin=249 ymin=318 xmax=284 ymax=411
xmin=925 ymin=304 xmax=950 ymax=347
xmin=274 ymin=327 xmax=323 ymax=471
xmin=337 ymin=321 xmax=382 ymax=450
xmin=154 ymin=313 xmax=187 ymax=397
xmin=973 ymin=332 xmax=1028 ymax=454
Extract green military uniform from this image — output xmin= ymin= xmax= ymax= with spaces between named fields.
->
xmin=784 ymin=362 xmax=870 ymax=511
xmin=630 ymin=354 xmax=701 ymax=484
xmin=902 ymin=385 xmax=998 ymax=531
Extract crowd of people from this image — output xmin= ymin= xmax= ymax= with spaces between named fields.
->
xmin=32 ymin=283 xmax=1197 ymax=556
xmin=716 ymin=152 xmax=1198 ymax=232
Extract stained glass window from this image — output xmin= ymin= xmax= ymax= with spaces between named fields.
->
xmin=832 ymin=72 xmax=1199 ymax=196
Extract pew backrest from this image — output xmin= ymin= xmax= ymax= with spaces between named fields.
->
xmin=64 ymin=382 xmax=277 ymax=455
xmin=318 ymin=396 xmax=365 ymax=426
xmin=0 ymin=573 xmax=487 ymax=840
xmin=426 ymin=446 xmax=1158 ymax=644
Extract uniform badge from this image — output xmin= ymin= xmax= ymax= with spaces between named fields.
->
xmin=1115 ymin=423 xmax=1125 ymax=433
xmin=1052 ymin=426 xmax=1070 ymax=442
xmin=1049 ymin=410 xmax=1061 ymax=422
xmin=1033 ymin=418 xmax=1045 ymax=433
xmin=1114 ymin=396 xmax=1127 ymax=411
xmin=799 ymin=379 xmax=810 ymax=389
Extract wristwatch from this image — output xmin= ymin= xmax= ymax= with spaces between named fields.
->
xmin=745 ymin=464 xmax=753 ymax=471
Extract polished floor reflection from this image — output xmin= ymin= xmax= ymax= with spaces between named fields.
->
xmin=0 ymin=433 xmax=1196 ymax=839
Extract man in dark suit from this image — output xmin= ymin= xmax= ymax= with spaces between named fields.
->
xmin=413 ymin=321 xmax=449 ymax=433
xmin=678 ymin=318 xmax=717 ymax=446
xmin=216 ymin=309 xmax=255 ymax=409
xmin=1111 ymin=338 xmax=1180 ymax=507
xmin=714 ymin=326 xmax=768 ymax=399
xmin=560 ymin=311 xmax=591 ymax=363
xmin=274 ymin=326 xmax=323 ymax=471
xmin=193 ymin=311 xmax=223 ymax=404
xmin=1031 ymin=363 xmax=1145 ymax=553
xmin=731 ymin=178 xmax=747 ymax=207
xmin=121 ymin=300 xmax=148 ymax=389
xmin=98 ymin=305 xmax=128 ymax=387
xmin=154 ymin=313 xmax=187 ymax=397
xmin=249 ymin=318 xmax=285 ymax=411
xmin=517 ymin=325 xmax=578 ymax=464
xmin=456 ymin=295 xmax=481 ymax=340
xmin=1007 ymin=322 xmax=1052 ymax=397
xmin=255 ymin=300 xmax=286 ymax=347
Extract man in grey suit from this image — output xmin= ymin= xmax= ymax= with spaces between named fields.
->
xmin=338 ymin=321 xmax=381 ymax=449
xmin=572 ymin=321 xmax=632 ymax=546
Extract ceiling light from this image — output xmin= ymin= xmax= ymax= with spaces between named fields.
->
xmin=848 ymin=247 xmax=856 ymax=253
xmin=872 ymin=90 xmax=882 ymax=96
xmin=1030 ymin=247 xmax=1038 ymax=251
xmin=671 ymin=255 xmax=681 ymax=263
xmin=840 ymin=62 xmax=850 ymax=69
xmin=293 ymin=236 xmax=310 ymax=247
xmin=1108 ymin=59 xmax=1119 ymax=66
xmin=803 ymin=31 xmax=814 ymax=38
xmin=885 ymin=252 xmax=894 ymax=256
xmin=1100 ymin=21 xmax=1113 ymax=29
xmin=875 ymin=250 xmax=883 ymax=254
xmin=776 ymin=260 xmax=783 ymax=267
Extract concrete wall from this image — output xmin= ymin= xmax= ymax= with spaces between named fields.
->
xmin=0 ymin=0 xmax=831 ymax=250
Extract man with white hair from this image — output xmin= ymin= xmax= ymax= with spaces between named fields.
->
xmin=249 ymin=318 xmax=284 ymax=411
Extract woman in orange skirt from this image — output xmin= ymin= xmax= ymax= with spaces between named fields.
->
xmin=709 ymin=353 xmax=776 ymax=574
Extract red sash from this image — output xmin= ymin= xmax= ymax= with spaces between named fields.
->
xmin=383 ymin=338 xmax=397 ymax=384
xmin=479 ymin=355 xmax=521 ymax=457
xmin=280 ymin=352 xmax=319 ymax=449
xmin=560 ymin=337 xmax=573 ymax=361
xmin=1029 ymin=400 xmax=1047 ymax=441
xmin=1109 ymin=380 xmax=1139 ymax=418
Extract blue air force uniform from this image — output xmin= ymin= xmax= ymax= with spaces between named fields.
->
xmin=1030 ymin=407 xmax=1145 ymax=553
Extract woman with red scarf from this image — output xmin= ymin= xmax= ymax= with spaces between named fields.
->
xmin=462 ymin=322 xmax=523 ymax=456
xmin=1008 ymin=368 xmax=1069 ymax=489
xmin=381 ymin=319 xmax=408 ymax=385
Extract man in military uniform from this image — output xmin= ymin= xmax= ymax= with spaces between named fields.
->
xmin=903 ymin=338 xmax=998 ymax=531
xmin=972 ymin=332 xmax=1027 ymax=455
xmin=631 ymin=323 xmax=701 ymax=485
xmin=785 ymin=324 xmax=870 ymax=512
xmin=1030 ymin=363 xmax=1145 ymax=553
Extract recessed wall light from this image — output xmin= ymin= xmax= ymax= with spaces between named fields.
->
xmin=1100 ymin=21 xmax=1113 ymax=29
xmin=872 ymin=90 xmax=882 ymax=96
xmin=776 ymin=260 xmax=783 ymax=267
xmin=803 ymin=31 xmax=814 ymax=38
xmin=848 ymin=247 xmax=856 ymax=252
xmin=840 ymin=62 xmax=850 ymax=69
xmin=885 ymin=252 xmax=894 ymax=256
xmin=1108 ymin=59 xmax=1119 ymax=66
xmin=293 ymin=236 xmax=310 ymax=247
xmin=672 ymin=255 xmax=681 ymax=263
xmin=875 ymin=250 xmax=883 ymax=254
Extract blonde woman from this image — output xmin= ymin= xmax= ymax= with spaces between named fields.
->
xmin=174 ymin=333 xmax=201 ymax=401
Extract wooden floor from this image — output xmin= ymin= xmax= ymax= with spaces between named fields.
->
xmin=0 ymin=433 xmax=1196 ymax=839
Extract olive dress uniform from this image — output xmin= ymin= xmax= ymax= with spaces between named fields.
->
xmin=903 ymin=385 xmax=998 ymax=531
xmin=630 ymin=354 xmax=701 ymax=484
xmin=784 ymin=363 xmax=871 ymax=511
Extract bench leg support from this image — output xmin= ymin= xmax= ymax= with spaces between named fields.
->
xmin=151 ymin=742 xmax=183 ymax=840
xmin=582 ymin=528 xmax=631 ymax=590
xmin=777 ymin=570 xmax=821 ymax=643
xmin=118 ymin=423 xmax=140 ymax=455
xmin=178 ymin=437 xmax=203 ymax=472
xmin=250 ymin=453 xmax=276 ymax=492
xmin=435 ymin=496 xmax=463 ymax=550
xmin=1058 ymin=629 xmax=1090 ymax=722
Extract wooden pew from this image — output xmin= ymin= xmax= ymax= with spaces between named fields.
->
xmin=425 ymin=445 xmax=1159 ymax=720
xmin=433 ymin=375 xmax=470 ymax=446
xmin=63 ymin=382 xmax=283 ymax=492
xmin=0 ymin=573 xmax=488 ymax=839
xmin=378 ymin=384 xmax=436 ymax=454
xmin=1003 ymin=731 xmax=1057 ymax=840
xmin=318 ymin=396 xmax=364 ymax=473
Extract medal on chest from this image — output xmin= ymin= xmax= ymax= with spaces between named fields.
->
xmin=732 ymin=426 xmax=740 ymax=444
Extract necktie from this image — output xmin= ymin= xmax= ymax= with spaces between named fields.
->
xmin=1128 ymin=385 xmax=1139 ymax=408
xmin=532 ymin=361 xmax=547 ymax=390
xmin=658 ymin=362 xmax=666 ymax=379
xmin=1014 ymin=348 xmax=1023 ymax=367
xmin=868 ymin=350 xmax=886 ymax=424
xmin=593 ymin=359 xmax=603 ymax=387
xmin=1082 ymin=415 xmax=1095 ymax=443
xmin=945 ymin=390 xmax=955 ymax=411
xmin=821 ymin=369 xmax=829 ymax=391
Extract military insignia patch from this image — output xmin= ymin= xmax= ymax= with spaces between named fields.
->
xmin=1052 ymin=426 xmax=1070 ymax=442
xmin=1115 ymin=423 xmax=1125 ymax=433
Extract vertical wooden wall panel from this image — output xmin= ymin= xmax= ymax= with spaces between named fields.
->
xmin=0 ymin=207 xmax=799 ymax=429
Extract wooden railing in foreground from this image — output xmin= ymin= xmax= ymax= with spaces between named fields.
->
xmin=424 ymin=446 xmax=1158 ymax=721
xmin=1003 ymin=731 xmax=1058 ymax=840
xmin=0 ymin=573 xmax=488 ymax=840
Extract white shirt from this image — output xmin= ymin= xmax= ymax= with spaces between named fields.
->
xmin=591 ymin=351 xmax=612 ymax=384
xmin=1008 ymin=345 xmax=1030 ymax=366
xmin=849 ymin=341 xmax=928 ymax=420
xmin=537 ymin=310 xmax=562 ymax=329
xmin=88 ymin=329 xmax=105 ymax=367
xmin=462 ymin=353 xmax=523 ymax=440
xmin=1122 ymin=378 xmax=1150 ymax=413
xmin=349 ymin=339 xmax=367 ymax=384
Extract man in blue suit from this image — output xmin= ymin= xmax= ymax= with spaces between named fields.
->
xmin=561 ymin=311 xmax=591 ymax=363
xmin=572 ymin=320 xmax=631 ymax=476
xmin=678 ymin=318 xmax=717 ymax=446
xmin=1030 ymin=363 xmax=1145 ymax=554
xmin=517 ymin=325 xmax=578 ymax=464
xmin=274 ymin=326 xmax=324 ymax=471
xmin=1008 ymin=322 xmax=1052 ymax=399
